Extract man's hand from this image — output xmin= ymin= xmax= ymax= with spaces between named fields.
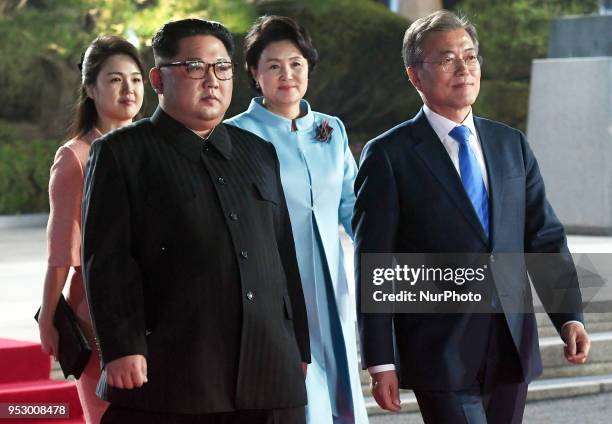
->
xmin=562 ymin=323 xmax=591 ymax=364
xmin=371 ymin=370 xmax=401 ymax=412
xmin=302 ymin=362 xmax=308 ymax=378
xmin=105 ymin=354 xmax=148 ymax=389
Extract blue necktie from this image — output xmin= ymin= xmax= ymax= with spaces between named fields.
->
xmin=449 ymin=125 xmax=489 ymax=238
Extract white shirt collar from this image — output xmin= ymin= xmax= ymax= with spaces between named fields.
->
xmin=422 ymin=104 xmax=477 ymax=142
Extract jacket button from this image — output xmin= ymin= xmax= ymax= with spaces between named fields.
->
xmin=240 ymin=250 xmax=248 ymax=259
xmin=246 ymin=291 xmax=254 ymax=300
xmin=490 ymin=254 xmax=495 ymax=263
xmin=229 ymin=212 xmax=239 ymax=221
xmin=217 ymin=176 xmax=226 ymax=185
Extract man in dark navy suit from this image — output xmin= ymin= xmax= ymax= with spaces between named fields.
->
xmin=353 ymin=10 xmax=591 ymax=423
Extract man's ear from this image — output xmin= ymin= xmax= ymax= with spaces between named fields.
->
xmin=149 ymin=67 xmax=163 ymax=94
xmin=406 ymin=66 xmax=421 ymax=91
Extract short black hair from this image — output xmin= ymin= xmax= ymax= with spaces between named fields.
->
xmin=244 ymin=15 xmax=318 ymax=92
xmin=151 ymin=18 xmax=234 ymax=63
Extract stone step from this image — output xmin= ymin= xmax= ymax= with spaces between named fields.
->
xmin=541 ymin=362 xmax=612 ymax=380
xmin=355 ymin=313 xmax=612 ymax=357
xmin=537 ymin=319 xmax=612 ymax=337
xmin=539 ymin=331 xmax=612 ymax=371
xmin=534 ymin=300 xmax=612 ymax=315
xmin=536 ymin=312 xmax=612 ymax=332
xmin=364 ymin=373 xmax=612 ymax=416
xmin=359 ymin=331 xmax=612 ymax=389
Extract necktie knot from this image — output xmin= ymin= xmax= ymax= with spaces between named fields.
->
xmin=449 ymin=125 xmax=471 ymax=146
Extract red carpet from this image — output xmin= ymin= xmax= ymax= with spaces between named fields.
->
xmin=0 ymin=338 xmax=84 ymax=423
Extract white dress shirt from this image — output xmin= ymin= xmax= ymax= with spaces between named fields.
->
xmin=423 ymin=104 xmax=489 ymax=191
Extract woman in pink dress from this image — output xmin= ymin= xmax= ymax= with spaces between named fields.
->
xmin=38 ymin=35 xmax=144 ymax=424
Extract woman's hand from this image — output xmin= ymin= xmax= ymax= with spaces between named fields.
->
xmin=39 ymin=318 xmax=60 ymax=360
xmin=39 ymin=265 xmax=70 ymax=360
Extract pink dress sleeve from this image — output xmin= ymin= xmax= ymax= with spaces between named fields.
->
xmin=47 ymin=144 xmax=85 ymax=267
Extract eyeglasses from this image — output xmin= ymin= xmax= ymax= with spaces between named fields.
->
xmin=158 ymin=60 xmax=236 ymax=80
xmin=418 ymin=54 xmax=483 ymax=73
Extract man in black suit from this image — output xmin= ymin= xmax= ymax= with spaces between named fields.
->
xmin=82 ymin=19 xmax=309 ymax=423
xmin=353 ymin=10 xmax=591 ymax=423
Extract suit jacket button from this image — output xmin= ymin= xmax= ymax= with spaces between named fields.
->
xmin=490 ymin=254 xmax=495 ymax=263
xmin=246 ymin=291 xmax=254 ymax=300
xmin=229 ymin=212 xmax=239 ymax=221
xmin=217 ymin=176 xmax=226 ymax=185
xmin=240 ymin=250 xmax=248 ymax=259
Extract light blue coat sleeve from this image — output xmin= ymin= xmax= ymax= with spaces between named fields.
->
xmin=335 ymin=117 xmax=358 ymax=240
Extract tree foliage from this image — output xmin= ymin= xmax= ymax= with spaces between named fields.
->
xmin=454 ymin=0 xmax=599 ymax=80
xmin=0 ymin=138 xmax=60 ymax=214
xmin=0 ymin=0 xmax=256 ymax=138
xmin=0 ymin=0 xmax=604 ymax=213
xmin=449 ymin=0 xmax=598 ymax=131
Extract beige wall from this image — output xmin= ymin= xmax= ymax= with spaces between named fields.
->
xmin=397 ymin=0 xmax=443 ymax=21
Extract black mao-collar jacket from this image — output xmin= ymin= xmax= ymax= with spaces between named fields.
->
xmin=82 ymin=107 xmax=309 ymax=413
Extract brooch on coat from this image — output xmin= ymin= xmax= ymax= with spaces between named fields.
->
xmin=314 ymin=120 xmax=333 ymax=143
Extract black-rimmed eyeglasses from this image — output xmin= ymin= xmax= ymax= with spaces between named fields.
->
xmin=158 ymin=60 xmax=236 ymax=80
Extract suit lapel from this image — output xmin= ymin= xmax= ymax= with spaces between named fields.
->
xmin=474 ymin=117 xmax=504 ymax=250
xmin=411 ymin=110 xmax=489 ymax=246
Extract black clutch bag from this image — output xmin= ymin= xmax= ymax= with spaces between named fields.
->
xmin=35 ymin=295 xmax=92 ymax=379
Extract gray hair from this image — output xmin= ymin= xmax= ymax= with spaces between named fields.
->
xmin=402 ymin=10 xmax=479 ymax=68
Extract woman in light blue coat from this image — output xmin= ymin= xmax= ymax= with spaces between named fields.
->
xmin=225 ymin=15 xmax=368 ymax=424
